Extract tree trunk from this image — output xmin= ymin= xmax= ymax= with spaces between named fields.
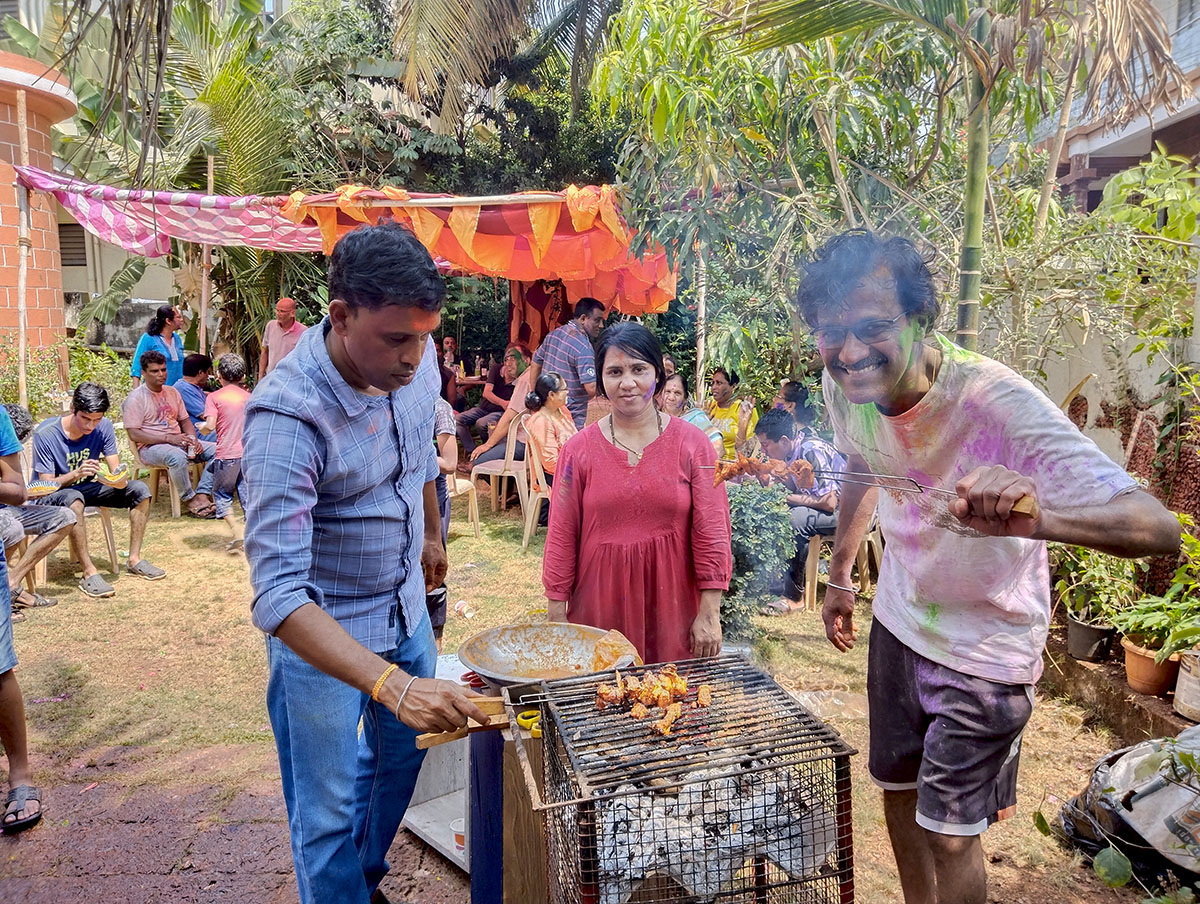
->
xmin=1033 ymin=42 xmax=1082 ymax=242
xmin=956 ymin=63 xmax=989 ymax=352
xmin=1191 ymin=239 xmax=1200 ymax=367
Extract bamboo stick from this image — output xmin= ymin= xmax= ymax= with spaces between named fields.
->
xmin=296 ymin=192 xmax=564 ymax=208
xmin=200 ymin=155 xmax=213 ymax=353
xmin=15 ymin=89 xmax=31 ymax=409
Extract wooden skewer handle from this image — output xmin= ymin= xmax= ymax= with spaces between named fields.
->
xmin=1012 ymin=495 xmax=1039 ymax=518
xmin=416 ymin=712 xmax=509 ymax=749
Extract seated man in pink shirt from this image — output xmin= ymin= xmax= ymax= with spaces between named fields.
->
xmin=202 ymin=353 xmax=251 ymax=552
xmin=122 ymin=351 xmax=215 ymax=518
xmin=258 ymin=297 xmax=307 ymax=382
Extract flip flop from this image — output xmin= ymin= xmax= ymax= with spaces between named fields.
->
xmin=10 ymin=589 xmax=57 ymax=609
xmin=2 ymin=785 xmax=42 ymax=835
xmin=759 ymin=598 xmax=800 ymax=617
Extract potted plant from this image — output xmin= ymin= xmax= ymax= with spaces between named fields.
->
xmin=1053 ymin=546 xmax=1141 ymax=662
xmin=1110 ymin=587 xmax=1200 ymax=697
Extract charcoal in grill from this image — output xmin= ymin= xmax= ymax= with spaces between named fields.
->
xmin=524 ymin=653 xmax=857 ymax=904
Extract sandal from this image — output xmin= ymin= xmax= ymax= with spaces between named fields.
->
xmin=10 ymin=588 xmax=57 ymax=609
xmin=759 ymin=598 xmax=801 ymax=617
xmin=2 ymin=785 xmax=42 ymax=835
xmin=127 ymin=559 xmax=166 ymax=581
xmin=10 ymin=609 xmax=25 ymax=624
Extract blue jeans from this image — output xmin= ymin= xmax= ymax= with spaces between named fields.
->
xmin=266 ymin=607 xmax=436 ymax=903
xmin=139 ymin=440 xmax=215 ymax=501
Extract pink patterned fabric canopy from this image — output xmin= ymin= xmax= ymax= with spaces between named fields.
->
xmin=16 ymin=165 xmax=324 ymax=257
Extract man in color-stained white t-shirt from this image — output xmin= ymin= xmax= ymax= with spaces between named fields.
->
xmin=800 ymin=231 xmax=1180 ymax=904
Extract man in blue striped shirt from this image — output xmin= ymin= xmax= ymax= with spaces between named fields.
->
xmin=526 ymin=297 xmax=604 ymax=428
xmin=243 ymin=223 xmax=487 ymax=904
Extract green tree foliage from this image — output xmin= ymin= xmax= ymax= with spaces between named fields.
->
xmin=421 ymin=74 xmax=626 ymax=194
xmin=725 ymin=482 xmax=796 ymax=640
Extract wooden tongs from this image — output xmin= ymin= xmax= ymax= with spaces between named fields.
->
xmin=415 ymin=696 xmax=509 ymax=750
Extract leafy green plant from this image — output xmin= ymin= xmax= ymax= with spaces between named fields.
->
xmin=725 ymin=482 xmax=795 ymax=640
xmin=1053 ymin=545 xmax=1143 ymax=626
xmin=0 ymin=343 xmax=68 ymax=420
xmin=69 ymin=343 xmax=134 ymax=415
xmin=1110 ymin=587 xmax=1200 ymax=661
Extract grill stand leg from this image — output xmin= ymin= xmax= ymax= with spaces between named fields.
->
xmin=836 ymin=756 xmax=855 ymax=904
xmin=470 ymin=730 xmax=504 ymax=904
xmin=754 ymin=855 xmax=768 ymax=904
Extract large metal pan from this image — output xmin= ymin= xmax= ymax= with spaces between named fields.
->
xmin=458 ymin=623 xmax=638 ymax=690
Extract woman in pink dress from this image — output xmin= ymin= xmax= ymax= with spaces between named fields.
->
xmin=542 ymin=323 xmax=732 ymax=663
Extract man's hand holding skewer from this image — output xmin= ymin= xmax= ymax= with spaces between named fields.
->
xmin=953 ymin=465 xmax=1042 ymax=538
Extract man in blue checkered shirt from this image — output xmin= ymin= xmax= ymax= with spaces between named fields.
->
xmin=526 ymin=297 xmax=605 ymax=428
xmin=243 ymin=223 xmax=487 ymax=904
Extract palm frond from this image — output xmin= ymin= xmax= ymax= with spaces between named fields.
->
xmin=1081 ymin=0 xmax=1191 ymax=128
xmin=392 ymin=0 xmax=531 ymax=129
xmin=713 ymin=0 xmax=964 ymax=51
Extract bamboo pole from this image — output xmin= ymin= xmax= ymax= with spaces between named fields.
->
xmin=200 ymin=155 xmax=213 ymax=353
xmin=15 ymin=89 xmax=31 ymax=408
xmin=695 ymin=254 xmax=708 ymax=403
xmin=297 ymin=192 xmax=565 ymax=208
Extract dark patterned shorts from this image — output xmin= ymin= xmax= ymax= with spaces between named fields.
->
xmin=867 ymin=620 xmax=1034 ymax=836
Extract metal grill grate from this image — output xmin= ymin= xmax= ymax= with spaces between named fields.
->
xmin=524 ymin=654 xmax=856 ymax=904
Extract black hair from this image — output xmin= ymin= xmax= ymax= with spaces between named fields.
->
xmin=664 ymin=372 xmax=689 ymax=395
xmin=663 ymin=353 xmax=677 ymax=368
xmin=594 ymin=322 xmax=665 ymax=398
xmin=525 ymin=371 xmax=566 ymax=412
xmin=72 ymin=381 xmax=111 ymax=414
xmin=711 ymin=367 xmax=740 ymax=387
xmin=140 ymin=350 xmax=167 ymax=371
xmin=146 ymin=304 xmax=176 ymax=336
xmin=3 ymin=403 xmax=33 ymax=442
xmin=755 ymin=407 xmax=796 ymax=442
xmin=182 ymin=353 xmax=212 ymax=377
xmin=778 ymin=379 xmax=816 ymax=426
xmin=328 ymin=223 xmax=445 ymax=311
xmin=217 ymin=353 xmax=247 ymax=383
xmin=796 ymin=229 xmax=940 ymax=331
xmin=573 ymin=297 xmax=604 ymax=319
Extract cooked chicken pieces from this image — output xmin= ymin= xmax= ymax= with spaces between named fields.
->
xmin=592 ymin=664 xmax=711 ymax=736
xmin=652 ymin=702 xmax=683 ymax=736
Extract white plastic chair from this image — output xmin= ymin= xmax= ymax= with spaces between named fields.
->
xmin=469 ymin=414 xmax=527 ymax=516
xmin=449 ymin=477 xmax=481 ymax=539
xmin=803 ymin=523 xmax=884 ymax=612
xmin=122 ymin=426 xmax=204 ymax=518
xmin=16 ymin=448 xmax=119 ymax=583
xmin=521 ymin=430 xmax=554 ymax=550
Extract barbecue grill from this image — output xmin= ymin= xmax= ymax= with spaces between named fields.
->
xmin=506 ymin=654 xmax=857 ymax=904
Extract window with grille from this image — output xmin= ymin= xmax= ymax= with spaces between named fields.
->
xmin=59 ymin=223 xmax=88 ymax=267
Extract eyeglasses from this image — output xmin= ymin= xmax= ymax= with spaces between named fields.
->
xmin=813 ymin=313 xmax=906 ymax=351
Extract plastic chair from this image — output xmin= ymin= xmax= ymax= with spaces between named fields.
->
xmin=18 ymin=441 xmax=122 ymax=583
xmin=449 ymin=477 xmax=481 ymax=539
xmin=33 ymin=504 xmax=118 ymax=581
xmin=125 ymin=430 xmax=205 ymax=518
xmin=521 ymin=430 xmax=554 ymax=550
xmin=469 ymin=415 xmax=527 ymax=516
xmin=802 ymin=523 xmax=884 ymax=612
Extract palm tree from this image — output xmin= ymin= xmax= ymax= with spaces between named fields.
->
xmin=718 ymin=0 xmax=1190 ymax=350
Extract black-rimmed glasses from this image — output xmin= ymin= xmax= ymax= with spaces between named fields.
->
xmin=813 ymin=313 xmax=906 ymax=351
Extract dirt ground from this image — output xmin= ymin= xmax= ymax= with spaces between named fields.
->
xmin=0 ymin=492 xmax=1149 ymax=902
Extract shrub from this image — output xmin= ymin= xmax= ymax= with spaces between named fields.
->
xmin=725 ymin=482 xmax=795 ymax=640
xmin=0 ymin=341 xmax=68 ymax=420
xmin=69 ymin=342 xmax=133 ymax=415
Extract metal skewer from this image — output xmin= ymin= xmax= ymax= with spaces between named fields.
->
xmin=702 ymin=464 xmax=1038 ymax=516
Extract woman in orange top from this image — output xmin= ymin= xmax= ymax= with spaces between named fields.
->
xmin=525 ymin=371 xmax=578 ymax=524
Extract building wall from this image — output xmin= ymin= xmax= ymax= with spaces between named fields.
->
xmin=0 ymin=52 xmax=76 ymax=361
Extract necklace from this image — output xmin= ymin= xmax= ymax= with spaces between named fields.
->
xmin=609 ymin=412 xmax=663 ymax=462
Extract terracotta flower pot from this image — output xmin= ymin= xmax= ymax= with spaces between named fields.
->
xmin=1122 ymin=636 xmax=1181 ymax=697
